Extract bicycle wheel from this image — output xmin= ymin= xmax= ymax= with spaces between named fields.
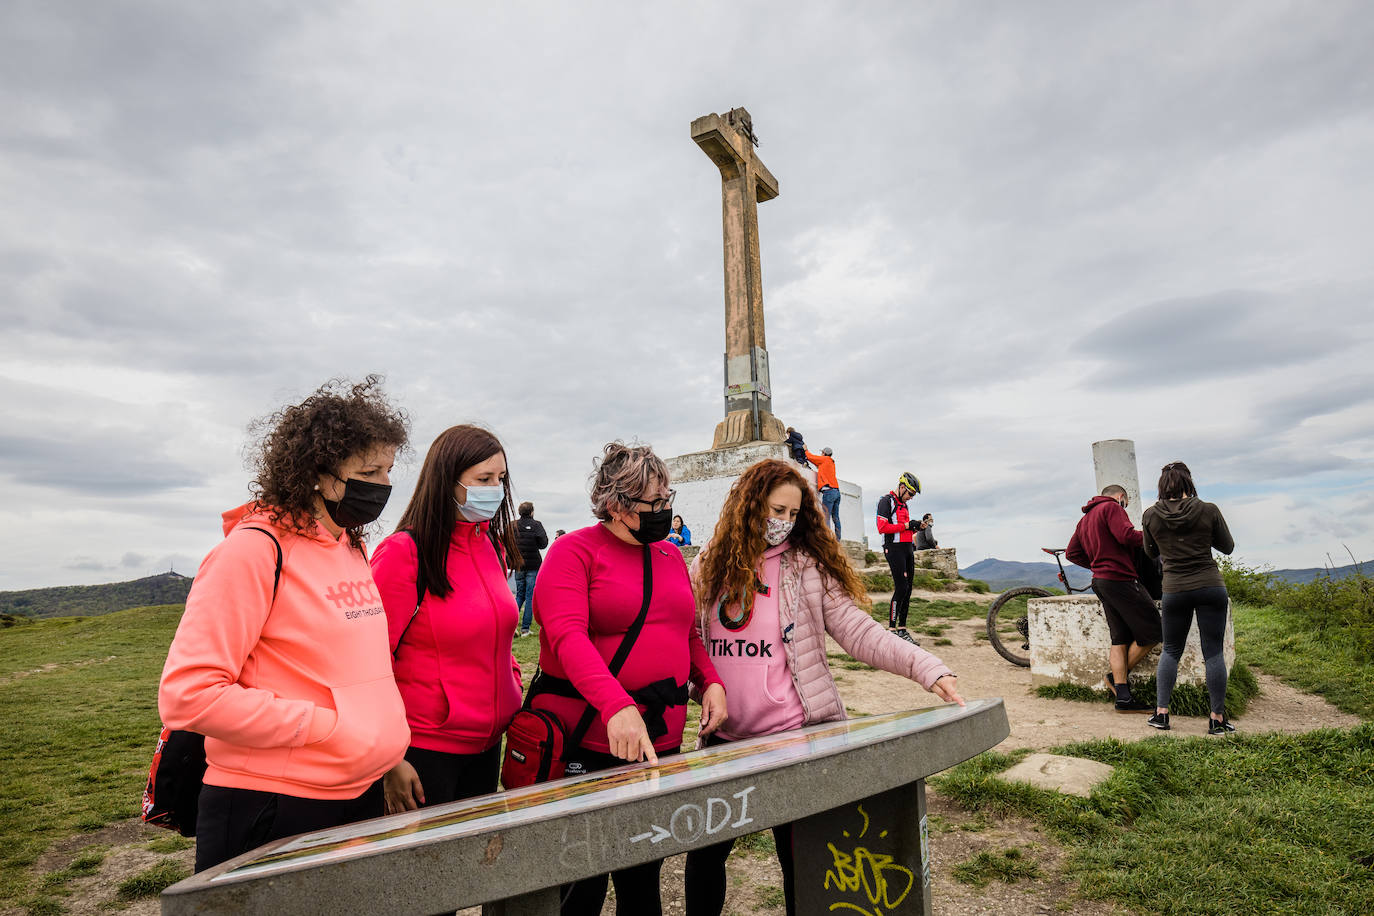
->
xmin=986 ymin=586 xmax=1052 ymax=668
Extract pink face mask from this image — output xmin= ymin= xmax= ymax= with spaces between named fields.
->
xmin=764 ymin=516 xmax=795 ymax=546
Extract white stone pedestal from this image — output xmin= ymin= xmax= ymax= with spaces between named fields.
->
xmin=665 ymin=442 xmax=865 ymax=559
xmin=1027 ymin=594 xmax=1234 ymax=688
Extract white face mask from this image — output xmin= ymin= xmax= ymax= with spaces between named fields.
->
xmin=764 ymin=516 xmax=795 ymax=546
xmin=456 ymin=484 xmax=505 ymax=521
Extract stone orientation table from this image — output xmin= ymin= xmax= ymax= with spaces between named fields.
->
xmin=162 ymin=699 xmax=1009 ymax=916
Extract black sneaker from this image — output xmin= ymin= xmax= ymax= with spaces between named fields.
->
xmin=1114 ymin=697 xmax=1152 ymax=712
xmin=1207 ymin=717 xmax=1236 ymax=736
xmin=1104 ymin=671 xmax=1116 ymax=691
xmin=1146 ymin=712 xmax=1170 ymax=730
xmin=895 ymin=628 xmax=919 ymax=645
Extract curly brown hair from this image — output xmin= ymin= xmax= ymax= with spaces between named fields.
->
xmin=247 ymin=375 xmax=408 ymax=549
xmin=695 ymin=460 xmax=865 ymax=618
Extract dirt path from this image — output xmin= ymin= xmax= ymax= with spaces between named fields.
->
xmin=833 ymin=613 xmax=1361 ymax=746
xmin=16 ymin=591 xmax=1361 ymax=916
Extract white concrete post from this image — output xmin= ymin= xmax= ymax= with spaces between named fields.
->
xmin=1091 ymin=439 xmax=1142 ymax=528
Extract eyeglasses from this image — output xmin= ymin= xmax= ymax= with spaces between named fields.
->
xmin=626 ymin=489 xmax=676 ymax=513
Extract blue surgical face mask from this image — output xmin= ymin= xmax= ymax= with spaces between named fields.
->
xmin=456 ymin=484 xmax=505 ymax=522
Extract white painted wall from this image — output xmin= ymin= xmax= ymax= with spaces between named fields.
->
xmin=666 ymin=444 xmax=866 ymax=550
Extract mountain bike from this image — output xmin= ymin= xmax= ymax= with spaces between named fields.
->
xmin=986 ymin=548 xmax=1091 ymax=667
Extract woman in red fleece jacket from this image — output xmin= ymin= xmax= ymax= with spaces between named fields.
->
xmin=371 ymin=425 xmax=525 ymax=813
xmin=531 ymin=441 xmax=727 ymax=916
xmin=159 ymin=377 xmax=411 ymax=873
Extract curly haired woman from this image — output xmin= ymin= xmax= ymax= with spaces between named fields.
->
xmin=159 ymin=377 xmax=411 ymax=872
xmin=683 ymin=459 xmax=963 ymax=916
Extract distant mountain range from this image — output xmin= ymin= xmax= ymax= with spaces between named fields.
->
xmin=0 ymin=572 xmax=192 ymax=620
xmin=960 ymin=558 xmax=1366 ymax=593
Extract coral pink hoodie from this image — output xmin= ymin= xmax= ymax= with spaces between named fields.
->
xmin=370 ymin=522 xmax=523 ymax=755
xmin=159 ymin=503 xmax=409 ymax=799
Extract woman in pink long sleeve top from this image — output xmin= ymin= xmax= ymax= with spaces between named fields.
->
xmin=371 ymin=425 xmax=524 ymax=813
xmin=683 ymin=459 xmax=963 ymax=916
xmin=530 ymin=441 xmax=726 ymax=916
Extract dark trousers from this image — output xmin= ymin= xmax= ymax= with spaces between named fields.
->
xmin=194 ymin=780 xmax=383 ymax=873
xmin=560 ymin=745 xmax=680 ymax=916
xmin=1157 ymin=586 xmax=1231 ymax=715
xmin=684 ymin=822 xmax=795 ymax=916
xmin=405 ymin=744 xmax=500 ymax=807
xmin=885 ymin=541 xmax=915 ymax=628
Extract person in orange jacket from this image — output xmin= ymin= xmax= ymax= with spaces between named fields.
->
xmin=159 ymin=378 xmax=411 ymax=873
xmin=803 ymin=445 xmax=842 ymax=538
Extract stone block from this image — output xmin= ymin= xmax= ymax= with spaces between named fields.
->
xmin=1028 ymin=594 xmax=1234 ymax=688
xmin=998 ymin=753 xmax=1114 ymax=799
xmin=912 ymin=547 xmax=958 ymax=579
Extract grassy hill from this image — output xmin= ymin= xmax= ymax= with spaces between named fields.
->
xmin=0 ymin=572 xmax=192 ymax=620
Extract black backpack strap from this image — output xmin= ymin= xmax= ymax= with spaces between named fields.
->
xmin=392 ymin=530 xmax=427 ymax=660
xmin=566 ymin=544 xmax=654 ymax=749
xmin=241 ymin=527 xmax=282 ymax=601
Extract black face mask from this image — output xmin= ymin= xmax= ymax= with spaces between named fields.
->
xmin=630 ymin=507 xmax=673 ymax=545
xmin=321 ymin=477 xmax=392 ymax=529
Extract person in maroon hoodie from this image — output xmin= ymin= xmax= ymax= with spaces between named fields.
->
xmin=1065 ymin=485 xmax=1160 ymax=711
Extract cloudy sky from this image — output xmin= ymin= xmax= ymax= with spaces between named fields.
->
xmin=2 ymin=1 xmax=1370 ymax=591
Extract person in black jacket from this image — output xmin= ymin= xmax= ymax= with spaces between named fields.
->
xmin=1142 ymin=461 xmax=1236 ymax=734
xmin=512 ymin=502 xmax=548 ymax=636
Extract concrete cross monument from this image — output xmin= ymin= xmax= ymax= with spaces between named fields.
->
xmin=667 ymin=108 xmax=865 ymax=557
xmin=692 ymin=106 xmax=786 ymax=448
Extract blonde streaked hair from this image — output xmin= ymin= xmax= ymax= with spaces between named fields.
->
xmin=589 ymin=441 xmax=669 ymax=521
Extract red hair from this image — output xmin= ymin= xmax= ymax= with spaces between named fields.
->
xmin=695 ymin=460 xmax=866 ymax=617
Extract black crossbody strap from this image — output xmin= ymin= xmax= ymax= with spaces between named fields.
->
xmin=566 ymin=544 xmax=653 ymax=749
xmin=241 ymin=527 xmax=282 ymax=601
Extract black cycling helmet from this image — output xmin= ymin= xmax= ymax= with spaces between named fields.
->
xmin=897 ymin=471 xmax=921 ymax=495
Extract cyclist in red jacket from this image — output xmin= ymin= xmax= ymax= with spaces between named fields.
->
xmin=875 ymin=472 xmax=924 ymax=644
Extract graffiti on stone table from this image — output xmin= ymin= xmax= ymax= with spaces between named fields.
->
xmin=821 ymin=804 xmax=916 ymax=915
xmin=629 ymin=786 xmax=755 ymax=845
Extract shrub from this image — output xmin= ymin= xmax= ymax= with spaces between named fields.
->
xmin=862 ymin=572 xmax=894 ymax=592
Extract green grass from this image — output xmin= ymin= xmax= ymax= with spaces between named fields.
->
xmin=1034 ymin=662 xmax=1260 ymax=717
xmin=115 ymin=859 xmax=190 ymax=901
xmin=951 ymin=846 xmax=1042 ymax=888
xmin=1234 ymin=601 xmax=1374 ymax=719
xmin=0 ymin=605 xmax=185 ymax=907
xmin=933 ymin=726 xmax=1374 ymax=914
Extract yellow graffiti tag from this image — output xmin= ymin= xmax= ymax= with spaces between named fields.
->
xmin=823 ymin=841 xmax=915 ymax=914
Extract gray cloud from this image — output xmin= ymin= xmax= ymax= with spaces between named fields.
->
xmin=0 ymin=432 xmax=205 ymax=496
xmin=2 ymin=1 xmax=1372 ymax=587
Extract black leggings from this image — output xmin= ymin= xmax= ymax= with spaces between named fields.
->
xmin=560 ymin=745 xmax=680 ymax=916
xmin=684 ymin=822 xmax=795 ymax=916
xmin=885 ymin=542 xmax=915 ymax=628
xmin=1157 ymin=586 xmax=1231 ymax=715
xmin=404 ymin=744 xmax=500 ymax=807
xmin=194 ymin=780 xmax=383 ymax=873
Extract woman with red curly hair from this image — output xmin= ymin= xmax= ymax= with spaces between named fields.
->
xmin=683 ymin=459 xmax=963 ymax=916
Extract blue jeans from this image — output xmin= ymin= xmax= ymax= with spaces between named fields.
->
xmin=513 ymin=569 xmax=538 ymax=632
xmin=820 ymin=487 xmax=841 ymax=539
